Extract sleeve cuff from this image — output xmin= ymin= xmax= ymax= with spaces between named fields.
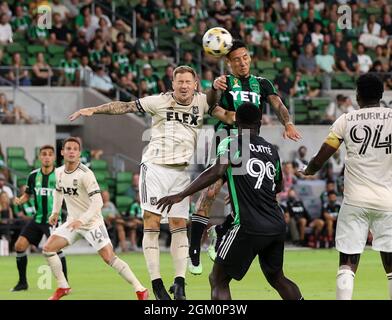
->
xmin=135 ymin=99 xmax=146 ymax=113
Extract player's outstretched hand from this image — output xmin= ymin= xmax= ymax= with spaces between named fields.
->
xmin=69 ymin=107 xmax=94 ymax=121
xmin=157 ymin=194 xmax=184 ymax=213
xmin=283 ymin=123 xmax=302 ymax=141
xmin=48 ymin=213 xmax=59 ymax=226
xmin=213 ymin=75 xmax=227 ymax=91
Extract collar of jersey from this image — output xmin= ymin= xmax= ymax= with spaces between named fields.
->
xmin=171 ymin=93 xmax=194 ymax=106
xmin=64 ymin=162 xmax=81 ymax=174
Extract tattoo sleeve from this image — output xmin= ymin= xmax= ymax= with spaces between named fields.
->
xmin=269 ymin=95 xmax=290 ymax=126
xmin=92 ymin=101 xmax=137 ymax=115
xmin=206 ymin=88 xmax=222 ymax=111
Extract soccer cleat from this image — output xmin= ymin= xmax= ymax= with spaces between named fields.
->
xmin=169 ymin=283 xmax=186 ymax=300
xmin=136 ymin=288 xmax=149 ymax=300
xmin=152 ymin=286 xmax=172 ymax=300
xmin=48 ymin=287 xmax=71 ymax=300
xmin=11 ymin=282 xmax=28 ymax=292
xmin=207 ymin=226 xmax=217 ymax=261
xmin=188 ymin=261 xmax=203 ymax=275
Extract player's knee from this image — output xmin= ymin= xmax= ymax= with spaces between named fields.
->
xmin=265 ymin=270 xmax=284 ymax=288
xmin=42 ymin=249 xmax=57 ymax=257
xmin=15 ymin=238 xmax=27 ymax=252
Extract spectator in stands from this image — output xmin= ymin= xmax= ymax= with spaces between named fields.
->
xmin=285 ymin=188 xmax=322 ymax=246
xmin=51 ymin=0 xmax=71 ymax=21
xmin=329 ymin=148 xmax=344 ymax=181
xmin=112 ymin=19 xmax=133 ymax=45
xmin=112 ymin=41 xmax=129 ymax=79
xmin=223 ymin=18 xmax=244 ymax=41
xmin=363 ymin=14 xmax=381 ymax=36
xmin=374 ymin=44 xmax=390 ymax=72
xmin=27 ymin=13 xmax=49 ymax=46
xmin=126 ymin=173 xmax=140 ymax=199
xmin=101 ymin=190 xmax=118 ymax=243
xmin=139 ymin=64 xmax=164 ymax=96
xmin=0 ymin=12 xmax=12 ymax=44
xmin=298 ymin=22 xmax=312 ymax=45
xmin=75 ymin=5 xmax=93 ymax=29
xmin=181 ymin=51 xmax=197 ymax=70
xmin=192 ymin=19 xmax=208 ymax=47
xmin=274 ymin=66 xmax=294 ymax=104
xmin=278 ymin=161 xmax=297 ymax=202
xmin=98 ymin=17 xmax=112 ymax=44
xmin=321 ymin=191 xmax=341 ymax=248
xmin=6 ymin=52 xmax=31 ymax=86
xmin=273 ymin=20 xmax=291 ymax=50
xmin=320 ymin=180 xmax=336 ymax=207
xmin=316 ymin=43 xmax=336 ymax=73
xmin=324 ymin=94 xmax=355 ymax=123
xmin=382 ymin=13 xmax=392 ymax=35
xmin=357 ymin=43 xmax=373 ymax=74
xmin=251 ymin=20 xmax=271 ymax=60
xmin=10 ymin=5 xmax=30 ymax=33
xmin=282 ymin=11 xmax=297 ymax=34
xmin=32 ymin=52 xmax=54 ymax=86
xmin=311 ymin=22 xmax=324 ymax=49
xmin=79 ymin=14 xmax=98 ymax=43
xmin=290 ymin=33 xmax=305 ymax=67
xmin=296 ymin=43 xmax=318 ymax=75
xmin=209 ymin=0 xmax=232 ymax=26
xmin=294 ymin=145 xmax=309 ymax=169
xmin=292 ymin=71 xmax=319 ymax=98
xmin=79 ymin=55 xmax=92 ymax=86
xmin=0 ymin=191 xmax=13 ymax=244
xmin=337 ymin=41 xmax=360 ymax=76
xmin=63 ymin=0 xmax=82 ymax=19
xmin=332 ymin=31 xmax=345 ymax=58
xmin=0 ymin=173 xmax=13 ymax=199
xmin=89 ymin=64 xmax=114 ymax=97
xmin=135 ymin=0 xmax=155 ymax=35
xmin=171 ymin=6 xmax=193 ymax=38
xmin=49 ymin=12 xmax=72 ymax=46
xmin=162 ymin=64 xmax=174 ymax=92
xmin=92 ymin=6 xmax=111 ymax=28
xmin=281 ymin=0 xmax=300 ymax=11
xmin=59 ymin=48 xmax=80 ymax=86
xmin=119 ymin=72 xmax=138 ymax=99
xmin=200 ymin=69 xmax=213 ymax=93
xmin=70 ymin=29 xmax=89 ymax=57
xmin=135 ymin=29 xmax=159 ymax=60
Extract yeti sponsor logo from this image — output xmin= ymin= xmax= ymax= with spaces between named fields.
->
xmin=229 ymin=91 xmax=261 ymax=104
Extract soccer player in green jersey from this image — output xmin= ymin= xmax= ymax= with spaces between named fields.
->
xmin=11 ymin=145 xmax=68 ymax=292
xmin=188 ymin=40 xmax=301 ymax=275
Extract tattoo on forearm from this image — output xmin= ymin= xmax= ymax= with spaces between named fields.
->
xmin=93 ymin=101 xmax=137 ymax=114
xmin=275 ymin=102 xmax=290 ymax=126
xmin=206 ymin=89 xmax=222 ymax=109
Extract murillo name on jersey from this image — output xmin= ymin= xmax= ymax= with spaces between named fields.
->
xmin=166 ymin=111 xmax=199 ymax=126
xmin=229 ymin=91 xmax=261 ymax=104
xmin=347 ymin=111 xmax=392 ymax=121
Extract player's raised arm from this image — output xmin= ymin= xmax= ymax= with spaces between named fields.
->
xmin=268 ymin=94 xmax=302 ymax=141
xmin=209 ymin=105 xmax=236 ymax=125
xmin=69 ymin=101 xmax=139 ymax=121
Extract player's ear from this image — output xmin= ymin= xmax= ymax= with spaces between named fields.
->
xmin=60 ymin=149 xmax=64 ymax=157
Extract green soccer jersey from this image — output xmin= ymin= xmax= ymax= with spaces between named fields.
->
xmin=26 ymin=168 xmax=60 ymax=224
xmin=212 ymin=74 xmax=278 ymax=132
xmin=113 ymin=52 xmax=129 ymax=75
xmin=59 ymin=59 xmax=80 ymax=82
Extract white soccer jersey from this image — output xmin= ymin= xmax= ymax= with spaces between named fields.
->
xmin=331 ymin=107 xmax=392 ymax=211
xmin=55 ymin=163 xmax=104 ymax=229
xmin=136 ymin=92 xmax=210 ymax=165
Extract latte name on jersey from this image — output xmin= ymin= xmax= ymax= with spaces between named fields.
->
xmin=34 ymin=187 xmax=55 ymax=196
xmin=229 ymin=91 xmax=261 ymax=104
xmin=166 ymin=111 xmax=199 ymax=126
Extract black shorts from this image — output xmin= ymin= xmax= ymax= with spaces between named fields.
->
xmin=215 ymin=225 xmax=285 ymax=281
xmin=20 ymin=220 xmax=51 ymax=247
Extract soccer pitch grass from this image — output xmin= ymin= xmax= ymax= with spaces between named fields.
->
xmin=0 ymin=248 xmax=388 ymax=300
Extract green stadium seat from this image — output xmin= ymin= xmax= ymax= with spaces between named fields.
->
xmin=107 ymin=177 xmax=116 ymax=188
xmin=294 ymin=99 xmax=309 ymax=113
xmin=49 ymin=56 xmax=63 ymax=67
xmin=116 ymin=171 xmax=133 ymax=183
xmin=115 ymin=195 xmax=134 ymax=213
xmin=99 ymin=182 xmax=109 ymax=191
xmin=90 ymin=159 xmax=108 ymax=171
xmin=7 ymin=147 xmax=25 ymax=159
xmin=116 ymin=182 xmax=130 ymax=195
xmin=294 ymin=113 xmax=308 ymax=124
xmin=150 ymin=59 xmax=169 ymax=69
xmin=94 ymin=171 xmax=108 ymax=183
xmin=27 ymin=56 xmax=37 ymax=66
xmin=27 ymin=45 xmax=46 ymax=55
xmin=47 ymin=45 xmax=66 ymax=56
xmin=8 ymin=158 xmax=30 ymax=171
xmin=33 ymin=159 xmax=41 ymax=168
xmin=6 ymin=43 xmax=26 ymax=54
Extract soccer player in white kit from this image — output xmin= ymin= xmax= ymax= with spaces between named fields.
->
xmin=69 ymin=66 xmax=235 ymax=300
xmin=301 ymin=73 xmax=392 ymax=300
xmin=43 ymin=137 xmax=148 ymax=300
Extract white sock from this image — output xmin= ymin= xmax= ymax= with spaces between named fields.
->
xmin=110 ymin=256 xmax=145 ymax=292
xmin=44 ymin=251 xmax=69 ymax=289
xmin=170 ymin=228 xmax=189 ymax=278
xmin=387 ymin=272 xmax=392 ymax=299
xmin=142 ymin=229 xmax=161 ymax=281
xmin=336 ymin=267 xmax=355 ymax=300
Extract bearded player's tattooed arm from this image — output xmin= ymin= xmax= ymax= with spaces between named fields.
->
xmin=69 ymin=101 xmax=139 ymax=121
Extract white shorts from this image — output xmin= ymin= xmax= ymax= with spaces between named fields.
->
xmin=336 ymin=202 xmax=392 ymax=254
xmin=139 ymin=162 xmax=191 ymax=223
xmin=53 ymin=220 xmax=111 ymax=251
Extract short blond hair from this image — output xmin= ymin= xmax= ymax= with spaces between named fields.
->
xmin=173 ymin=65 xmax=197 ymax=79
